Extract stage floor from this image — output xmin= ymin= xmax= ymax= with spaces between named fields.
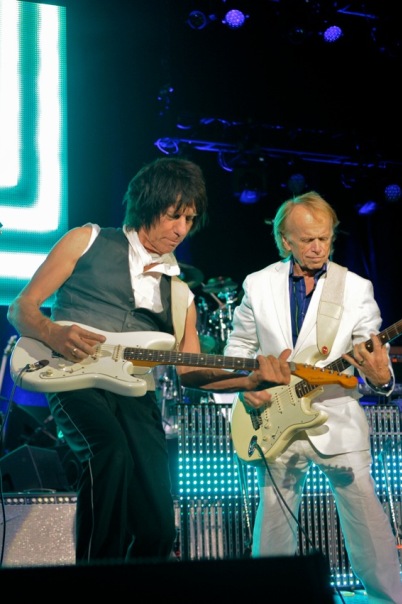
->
xmin=333 ymin=590 xmax=367 ymax=604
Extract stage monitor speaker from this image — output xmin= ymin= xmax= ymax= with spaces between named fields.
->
xmin=0 ymin=444 xmax=70 ymax=492
xmin=0 ymin=493 xmax=76 ymax=567
xmin=0 ymin=551 xmax=334 ymax=602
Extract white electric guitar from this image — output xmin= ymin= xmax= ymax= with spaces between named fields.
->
xmin=230 ymin=318 xmax=402 ymax=465
xmin=10 ymin=321 xmax=356 ymax=397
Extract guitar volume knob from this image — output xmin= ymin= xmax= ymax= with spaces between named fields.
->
xmin=41 ymin=369 xmax=53 ymax=377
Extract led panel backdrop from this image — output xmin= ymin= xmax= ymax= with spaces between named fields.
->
xmin=0 ymin=0 xmax=67 ymax=306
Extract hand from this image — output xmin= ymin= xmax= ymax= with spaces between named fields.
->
xmin=342 ymin=333 xmax=392 ymax=387
xmin=243 ymin=348 xmax=292 ymax=408
xmin=49 ymin=323 xmax=106 ymax=361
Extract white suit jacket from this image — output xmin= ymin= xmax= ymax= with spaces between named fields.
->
xmin=224 ymin=259 xmax=394 ymax=455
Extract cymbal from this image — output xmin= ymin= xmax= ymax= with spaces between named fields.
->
xmin=178 ymin=263 xmax=204 ymax=288
xmin=203 ymin=276 xmax=238 ymax=294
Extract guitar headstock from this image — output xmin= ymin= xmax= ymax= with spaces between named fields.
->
xmin=291 ymin=363 xmax=358 ymax=389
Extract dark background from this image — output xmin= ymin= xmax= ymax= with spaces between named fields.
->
xmin=1 ymin=0 xmax=402 ymax=405
xmin=64 ymin=0 xmax=402 ymax=329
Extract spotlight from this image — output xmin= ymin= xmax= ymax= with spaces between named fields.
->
xmin=384 ymin=183 xmax=401 ymax=203
xmin=223 ymin=9 xmax=247 ymax=29
xmin=239 ymin=189 xmax=261 ymax=204
xmin=357 ymin=200 xmax=378 ymax=216
xmin=233 ymin=165 xmax=267 ymax=204
xmin=187 ymin=10 xmax=209 ymax=30
xmin=322 ymin=25 xmax=343 ymax=43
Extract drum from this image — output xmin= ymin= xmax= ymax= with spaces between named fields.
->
xmin=199 ymin=333 xmax=218 ymax=353
xmin=208 ymin=306 xmax=234 ymax=351
xmin=198 ymin=279 xmax=239 ymax=354
xmin=196 ymin=297 xmax=219 ymax=353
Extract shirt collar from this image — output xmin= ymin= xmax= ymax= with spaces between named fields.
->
xmin=289 ymin=258 xmax=327 ymax=282
xmin=124 ymin=227 xmax=181 ymax=277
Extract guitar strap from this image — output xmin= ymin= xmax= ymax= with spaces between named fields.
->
xmin=171 ymin=275 xmax=190 ymax=351
xmin=172 ymin=263 xmax=346 ymax=357
xmin=316 ymin=261 xmax=347 ymax=357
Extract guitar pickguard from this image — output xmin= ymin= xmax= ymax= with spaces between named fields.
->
xmin=231 ymin=377 xmax=327 ymax=463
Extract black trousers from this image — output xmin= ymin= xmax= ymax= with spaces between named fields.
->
xmin=47 ymin=388 xmax=176 ymax=564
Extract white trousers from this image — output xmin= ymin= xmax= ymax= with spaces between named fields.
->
xmin=252 ymin=436 xmax=402 ymax=604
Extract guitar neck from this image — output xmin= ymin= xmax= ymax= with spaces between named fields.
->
xmin=125 ymin=348 xmax=259 ymax=371
xmin=124 ymin=348 xmax=357 ymax=388
xmin=295 ymin=318 xmax=402 ymax=399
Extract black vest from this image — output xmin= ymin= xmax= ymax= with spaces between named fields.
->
xmin=51 ymin=227 xmax=174 ymax=334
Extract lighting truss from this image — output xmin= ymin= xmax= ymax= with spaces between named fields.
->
xmin=155 ymin=135 xmax=402 ymax=170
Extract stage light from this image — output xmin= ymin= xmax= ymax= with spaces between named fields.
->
xmin=239 ymin=189 xmax=261 ymax=204
xmin=357 ymin=200 xmax=378 ymax=216
xmin=384 ymin=183 xmax=401 ymax=203
xmin=187 ymin=10 xmax=209 ymax=30
xmin=233 ymin=164 xmax=267 ymax=204
xmin=322 ymin=25 xmax=343 ymax=43
xmin=223 ymin=9 xmax=247 ymax=29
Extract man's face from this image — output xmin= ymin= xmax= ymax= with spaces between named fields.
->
xmin=282 ymin=205 xmax=333 ymax=273
xmin=139 ymin=203 xmax=198 ymax=256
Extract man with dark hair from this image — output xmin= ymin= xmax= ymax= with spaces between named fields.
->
xmin=7 ymin=157 xmax=292 ymax=564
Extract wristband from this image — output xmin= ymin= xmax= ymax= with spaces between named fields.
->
xmin=367 ymin=376 xmax=394 ymax=394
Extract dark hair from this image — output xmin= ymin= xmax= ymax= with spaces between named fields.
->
xmin=123 ymin=157 xmax=208 ymax=234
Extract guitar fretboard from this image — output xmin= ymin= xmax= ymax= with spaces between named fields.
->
xmin=125 ymin=348 xmax=259 ymax=371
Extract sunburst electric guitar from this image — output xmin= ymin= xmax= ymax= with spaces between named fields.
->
xmin=230 ymin=318 xmax=402 ymax=465
xmin=10 ymin=321 xmax=355 ymax=398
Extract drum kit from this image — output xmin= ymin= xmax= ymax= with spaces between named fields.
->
xmin=155 ymin=264 xmax=239 ymax=437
